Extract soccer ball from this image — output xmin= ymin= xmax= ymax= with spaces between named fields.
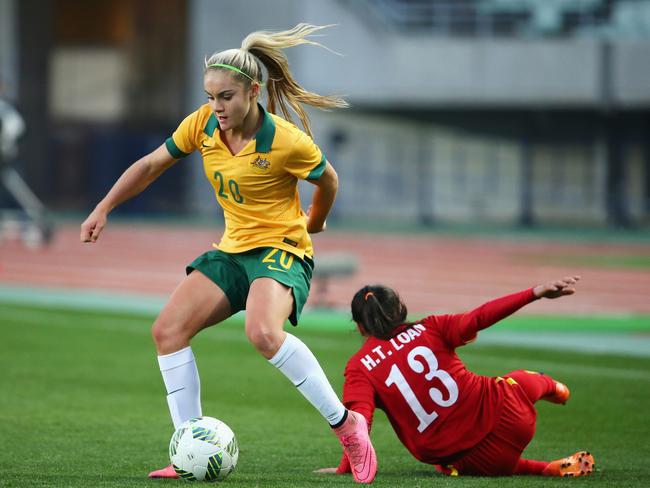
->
xmin=169 ymin=416 xmax=239 ymax=482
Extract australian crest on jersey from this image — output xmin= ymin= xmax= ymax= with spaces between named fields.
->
xmin=250 ymin=155 xmax=271 ymax=172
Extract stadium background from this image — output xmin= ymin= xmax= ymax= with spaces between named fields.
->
xmin=1 ymin=1 xmax=649 ymax=487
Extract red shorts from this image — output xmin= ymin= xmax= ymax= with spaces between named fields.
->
xmin=442 ymin=381 xmax=537 ymax=476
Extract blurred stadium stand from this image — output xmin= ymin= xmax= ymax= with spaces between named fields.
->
xmin=1 ymin=0 xmax=648 ymax=229
xmin=347 ymin=0 xmax=650 ymax=38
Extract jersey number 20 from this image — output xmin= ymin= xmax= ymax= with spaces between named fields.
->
xmin=213 ymin=171 xmax=244 ymax=203
xmin=385 ymin=346 xmax=459 ymax=433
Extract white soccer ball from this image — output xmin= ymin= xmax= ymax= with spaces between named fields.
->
xmin=169 ymin=416 xmax=239 ymax=482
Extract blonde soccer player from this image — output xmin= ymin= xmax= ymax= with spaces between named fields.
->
xmin=80 ymin=24 xmax=376 ymax=484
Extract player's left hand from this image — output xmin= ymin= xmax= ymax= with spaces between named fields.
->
xmin=533 ymin=275 xmax=581 ymax=299
xmin=306 ymin=205 xmax=327 ymax=233
xmin=313 ymin=452 xmax=351 ymax=474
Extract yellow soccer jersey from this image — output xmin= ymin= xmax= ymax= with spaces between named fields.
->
xmin=165 ymin=103 xmax=326 ymax=259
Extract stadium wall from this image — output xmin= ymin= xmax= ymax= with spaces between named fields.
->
xmin=185 ymin=0 xmax=649 ymax=226
xmin=7 ymin=0 xmax=645 ymax=227
xmin=300 ymin=110 xmax=647 ymax=226
xmin=186 ymin=0 xmax=650 ymax=108
xmin=0 ymin=0 xmax=18 ymax=99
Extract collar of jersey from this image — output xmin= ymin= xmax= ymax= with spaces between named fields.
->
xmin=203 ymin=103 xmax=276 ymax=154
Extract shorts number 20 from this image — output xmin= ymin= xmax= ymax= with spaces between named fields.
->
xmin=385 ymin=346 xmax=459 ymax=432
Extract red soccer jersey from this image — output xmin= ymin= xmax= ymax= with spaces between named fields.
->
xmin=342 ymin=288 xmax=537 ymax=465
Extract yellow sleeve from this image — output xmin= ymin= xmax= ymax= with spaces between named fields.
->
xmin=285 ymin=131 xmax=327 ymax=181
xmin=165 ymin=110 xmax=201 ymax=158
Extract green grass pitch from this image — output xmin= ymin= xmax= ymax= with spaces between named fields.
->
xmin=1 ymin=303 xmax=649 ymax=487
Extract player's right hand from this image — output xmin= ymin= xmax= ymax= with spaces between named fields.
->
xmin=80 ymin=208 xmax=108 ymax=243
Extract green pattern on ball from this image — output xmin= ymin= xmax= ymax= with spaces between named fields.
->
xmin=192 ymin=425 xmax=217 ymax=444
xmin=225 ymin=436 xmax=238 ymax=457
xmin=205 ymin=453 xmax=223 ymax=481
xmin=173 ymin=464 xmax=197 ymax=481
xmin=169 ymin=427 xmax=186 ymax=458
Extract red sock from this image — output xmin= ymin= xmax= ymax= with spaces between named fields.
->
xmin=503 ymin=370 xmax=556 ymax=403
xmin=515 ymin=458 xmax=549 ymax=475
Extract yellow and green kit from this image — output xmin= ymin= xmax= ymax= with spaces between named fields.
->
xmin=165 ymin=103 xmax=326 ymax=323
xmin=166 ymin=103 xmax=326 ymax=260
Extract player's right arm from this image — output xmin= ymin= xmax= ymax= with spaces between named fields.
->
xmin=80 ymin=144 xmax=178 ymax=242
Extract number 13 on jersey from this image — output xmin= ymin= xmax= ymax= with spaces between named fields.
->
xmin=385 ymin=346 xmax=459 ymax=432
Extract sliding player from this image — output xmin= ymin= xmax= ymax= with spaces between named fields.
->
xmin=319 ymin=276 xmax=594 ymax=479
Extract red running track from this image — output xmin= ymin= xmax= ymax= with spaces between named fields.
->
xmin=1 ymin=223 xmax=649 ymax=316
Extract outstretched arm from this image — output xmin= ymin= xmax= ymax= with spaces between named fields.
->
xmin=532 ymin=275 xmax=580 ymax=300
xmin=80 ymin=144 xmax=177 ymax=243
xmin=449 ymin=276 xmax=581 ymax=345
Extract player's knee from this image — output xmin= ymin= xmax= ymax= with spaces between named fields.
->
xmin=151 ymin=316 xmax=186 ymax=352
xmin=245 ymin=321 xmax=283 ymax=358
xmin=151 ymin=318 xmax=170 ymax=348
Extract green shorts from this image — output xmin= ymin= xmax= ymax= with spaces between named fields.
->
xmin=186 ymin=247 xmax=314 ymax=326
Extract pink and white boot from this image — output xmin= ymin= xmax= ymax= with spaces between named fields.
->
xmin=333 ymin=411 xmax=377 ymax=483
xmin=147 ymin=464 xmax=178 ymax=479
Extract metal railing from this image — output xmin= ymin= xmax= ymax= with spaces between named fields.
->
xmin=343 ymin=0 xmax=650 ymax=38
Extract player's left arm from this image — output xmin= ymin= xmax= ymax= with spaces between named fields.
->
xmin=284 ymin=130 xmax=337 ymax=233
xmin=532 ymin=275 xmax=580 ymax=299
xmin=305 ymin=161 xmax=338 ymax=234
xmin=443 ymin=275 xmax=581 ymax=346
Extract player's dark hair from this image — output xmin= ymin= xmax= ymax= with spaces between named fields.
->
xmin=204 ymin=23 xmax=348 ymax=138
xmin=351 ymin=285 xmax=409 ymax=341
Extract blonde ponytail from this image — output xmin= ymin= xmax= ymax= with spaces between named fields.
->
xmin=205 ymin=24 xmax=348 ymax=137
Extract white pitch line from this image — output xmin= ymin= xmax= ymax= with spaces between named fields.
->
xmin=460 ymin=351 xmax=650 ymax=381
xmin=475 ymin=330 xmax=650 ymax=358
xmin=3 ymin=308 xmax=649 ymax=382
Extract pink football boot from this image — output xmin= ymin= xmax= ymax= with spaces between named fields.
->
xmin=333 ymin=411 xmax=377 ymax=483
xmin=148 ymin=464 xmax=178 ymax=478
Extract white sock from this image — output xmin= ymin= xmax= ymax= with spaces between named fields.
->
xmin=269 ymin=333 xmax=346 ymax=426
xmin=158 ymin=346 xmax=202 ymax=429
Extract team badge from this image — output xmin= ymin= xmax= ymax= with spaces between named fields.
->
xmin=250 ymin=155 xmax=271 ymax=171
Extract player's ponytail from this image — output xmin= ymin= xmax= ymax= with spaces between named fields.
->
xmin=205 ymin=23 xmax=348 ymax=138
xmin=351 ymin=285 xmax=408 ymax=340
